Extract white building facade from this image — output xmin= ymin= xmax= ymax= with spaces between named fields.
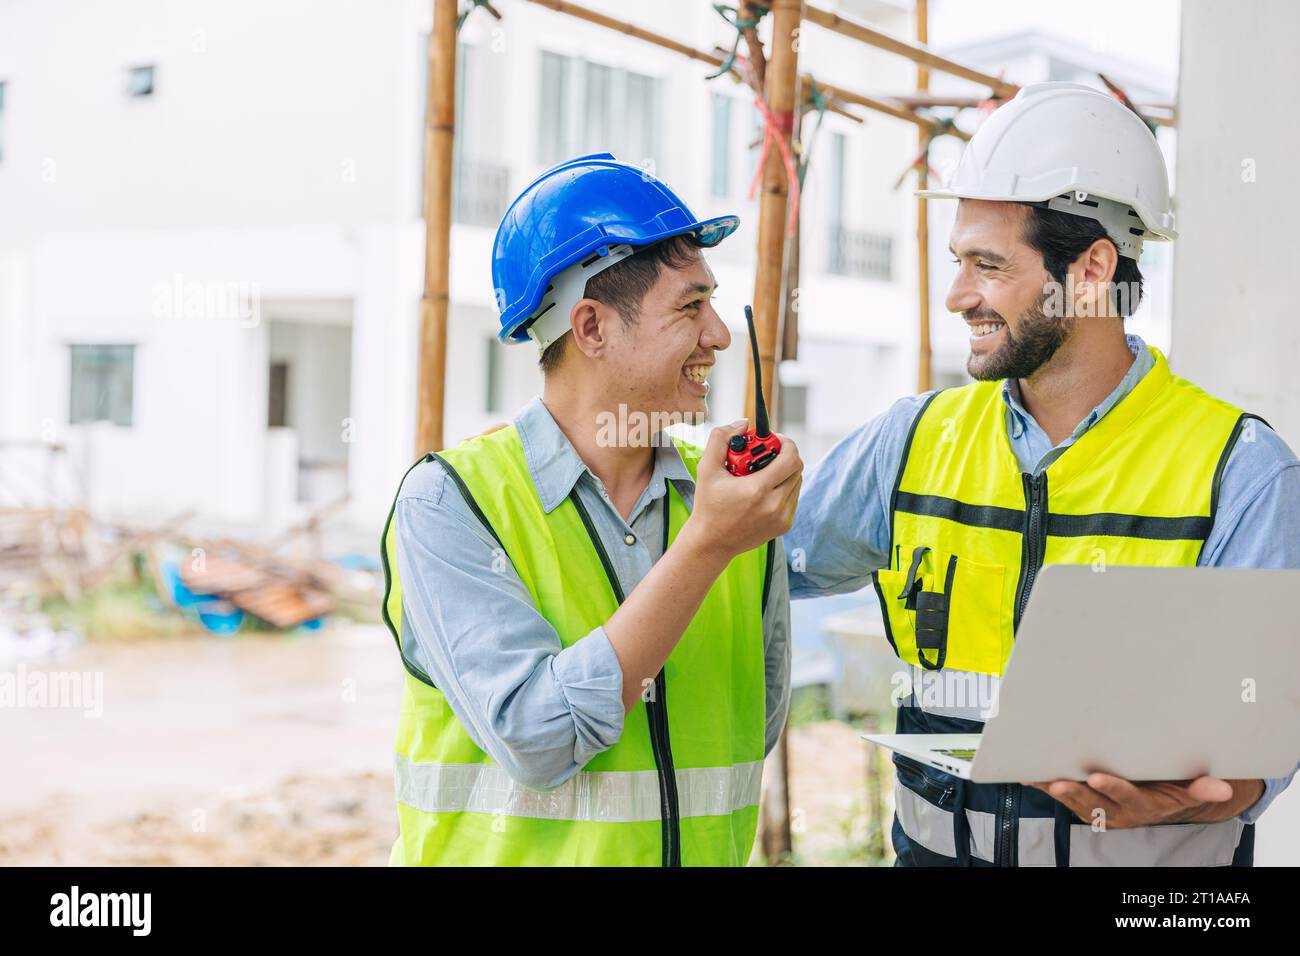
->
xmin=0 ymin=0 xmax=930 ymax=536
xmin=0 ymin=0 xmax=1173 ymax=538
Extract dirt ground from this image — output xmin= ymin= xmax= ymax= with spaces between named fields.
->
xmin=2 ymin=625 xmax=888 ymax=866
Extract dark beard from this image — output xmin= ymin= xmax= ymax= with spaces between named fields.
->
xmin=966 ymin=293 xmax=1073 ymax=381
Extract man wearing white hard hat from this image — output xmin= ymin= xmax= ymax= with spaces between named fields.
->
xmin=787 ymin=82 xmax=1299 ymax=866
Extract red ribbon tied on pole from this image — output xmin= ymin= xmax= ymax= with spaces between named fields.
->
xmin=748 ymin=97 xmax=801 ymax=237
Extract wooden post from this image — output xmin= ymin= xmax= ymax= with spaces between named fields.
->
xmin=744 ymin=0 xmax=801 ymax=427
xmin=915 ymin=0 xmax=932 ymax=393
xmin=780 ymin=198 xmax=802 ymax=365
xmin=803 ymin=3 xmax=1018 ymax=97
xmin=415 ymin=0 xmax=457 ymax=455
xmin=745 ymin=0 xmax=802 ymax=866
xmin=863 ymin=712 xmax=886 ymax=860
xmin=804 ymin=78 xmax=967 ymax=140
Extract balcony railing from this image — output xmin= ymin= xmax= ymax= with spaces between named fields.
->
xmin=452 ymin=158 xmax=511 ymax=228
xmin=827 ymin=224 xmax=893 ymax=281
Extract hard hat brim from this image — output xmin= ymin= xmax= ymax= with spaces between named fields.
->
xmin=914 ymin=187 xmax=1176 ymax=242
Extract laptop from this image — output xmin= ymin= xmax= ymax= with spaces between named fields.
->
xmin=864 ymin=565 xmax=1300 ymax=783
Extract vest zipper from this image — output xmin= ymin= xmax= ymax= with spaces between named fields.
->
xmin=646 ymin=670 xmax=681 ymax=867
xmin=1013 ymin=472 xmax=1049 ymax=629
xmin=567 ymin=489 xmax=681 ymax=867
xmin=995 ymin=783 xmax=1020 ymax=866
xmin=997 ymin=472 xmax=1048 ymax=866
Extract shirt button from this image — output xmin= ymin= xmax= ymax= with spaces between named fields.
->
xmin=624 ymin=533 xmax=636 ymax=546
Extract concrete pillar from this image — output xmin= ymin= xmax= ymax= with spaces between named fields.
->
xmin=1173 ymin=0 xmax=1300 ymax=444
xmin=1174 ymin=0 xmax=1300 ymax=865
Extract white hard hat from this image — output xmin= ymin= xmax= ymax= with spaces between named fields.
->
xmin=917 ymin=81 xmax=1175 ymax=259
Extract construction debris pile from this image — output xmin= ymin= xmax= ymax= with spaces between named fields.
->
xmin=0 ymin=442 xmax=381 ymax=650
xmin=178 ymin=552 xmax=336 ymax=631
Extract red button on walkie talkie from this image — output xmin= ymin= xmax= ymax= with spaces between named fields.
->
xmin=726 ymin=305 xmax=782 ymax=476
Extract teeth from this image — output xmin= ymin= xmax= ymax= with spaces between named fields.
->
xmin=683 ymin=365 xmax=711 ymax=383
xmin=972 ymin=323 xmax=1003 ymax=337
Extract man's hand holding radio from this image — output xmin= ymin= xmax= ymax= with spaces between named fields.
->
xmin=682 ymin=418 xmax=803 ymax=562
xmin=605 ymin=302 xmax=801 ymax=712
xmin=604 ymin=419 xmax=801 ymax=711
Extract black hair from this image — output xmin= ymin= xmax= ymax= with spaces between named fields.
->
xmin=538 ymin=233 xmax=705 ymax=374
xmin=1020 ymin=204 xmax=1145 ymax=318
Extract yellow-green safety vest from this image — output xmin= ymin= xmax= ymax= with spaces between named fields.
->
xmin=876 ymin=345 xmax=1262 ymax=866
xmin=380 ymin=425 xmax=773 ymax=866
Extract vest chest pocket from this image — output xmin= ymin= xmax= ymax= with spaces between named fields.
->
xmin=873 ymin=545 xmax=1008 ymax=676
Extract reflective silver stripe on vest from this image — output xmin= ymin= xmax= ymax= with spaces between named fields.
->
xmin=894 ymin=784 xmax=998 ymax=862
xmin=897 ymin=782 xmax=1247 ymax=866
xmin=1016 ymin=816 xmax=1246 ymax=867
xmin=902 ymin=665 xmax=1002 ymax=722
xmin=396 ymin=755 xmax=764 ymax=823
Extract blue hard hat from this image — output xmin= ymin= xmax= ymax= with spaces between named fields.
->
xmin=491 ymin=152 xmax=740 ymax=343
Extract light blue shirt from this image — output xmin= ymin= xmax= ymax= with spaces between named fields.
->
xmin=393 ymin=397 xmax=791 ymax=792
xmin=786 ymin=334 xmax=1300 ymax=823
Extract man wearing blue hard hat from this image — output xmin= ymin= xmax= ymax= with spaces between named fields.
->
xmin=380 ymin=153 xmax=803 ymax=866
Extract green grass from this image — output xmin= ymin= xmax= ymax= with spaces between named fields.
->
xmin=41 ymin=577 xmax=201 ymax=642
xmin=786 ymin=683 xmax=833 ymax=728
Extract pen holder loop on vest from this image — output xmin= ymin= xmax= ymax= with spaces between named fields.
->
xmin=898 ymin=546 xmax=956 ymax=670
xmin=898 ymin=546 xmax=929 ymax=608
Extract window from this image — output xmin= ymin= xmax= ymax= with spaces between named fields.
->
xmin=418 ymin=38 xmax=509 ymax=225
xmin=828 ymin=131 xmax=847 ymax=228
xmin=70 ymin=345 xmax=135 ymax=426
xmin=824 ymin=131 xmax=892 ymax=280
xmin=538 ymin=52 xmax=572 ymax=165
xmin=538 ymin=52 xmax=660 ymax=167
xmin=746 ymin=105 xmax=764 ymax=183
xmin=127 ymin=65 xmax=155 ymax=97
xmin=268 ymin=362 xmax=289 ymax=428
xmin=484 ymin=336 xmax=502 ymax=413
xmin=780 ymin=384 xmax=808 ymax=428
xmin=710 ymin=94 xmax=733 ymax=196
xmin=827 ymin=226 xmax=893 ymax=280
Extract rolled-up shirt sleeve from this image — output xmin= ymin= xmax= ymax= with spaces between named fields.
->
xmin=393 ymin=461 xmax=625 ymax=791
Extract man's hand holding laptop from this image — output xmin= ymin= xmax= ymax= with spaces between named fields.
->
xmin=1025 ymin=774 xmax=1265 ymax=828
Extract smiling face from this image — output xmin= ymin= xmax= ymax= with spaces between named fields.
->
xmin=946 ymin=199 xmax=1075 ymax=381
xmin=596 ymin=246 xmax=730 ymax=422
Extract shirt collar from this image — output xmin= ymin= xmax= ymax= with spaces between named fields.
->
xmin=1001 ymin=333 xmax=1153 ymax=440
xmin=513 ymin=397 xmax=694 ymax=514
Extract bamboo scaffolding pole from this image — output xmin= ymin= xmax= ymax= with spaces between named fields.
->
xmin=414 ymin=0 xmax=458 ymax=455
xmin=743 ymin=1 xmax=799 ymax=428
xmin=523 ymin=0 xmax=953 ymax=137
xmin=804 ymin=3 xmax=1019 ymax=98
xmin=745 ymin=0 xmax=802 ymax=865
xmin=810 ymin=77 xmax=970 ymax=140
xmin=915 ymin=0 xmax=932 ymax=393
xmin=882 ymin=92 xmax=1175 ymax=127
xmin=526 ymin=0 xmax=724 ymax=68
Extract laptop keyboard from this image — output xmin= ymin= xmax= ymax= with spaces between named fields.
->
xmin=935 ymin=748 xmax=977 ymax=760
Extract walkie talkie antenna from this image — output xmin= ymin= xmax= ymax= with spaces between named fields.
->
xmin=744 ymin=305 xmax=771 ymax=438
